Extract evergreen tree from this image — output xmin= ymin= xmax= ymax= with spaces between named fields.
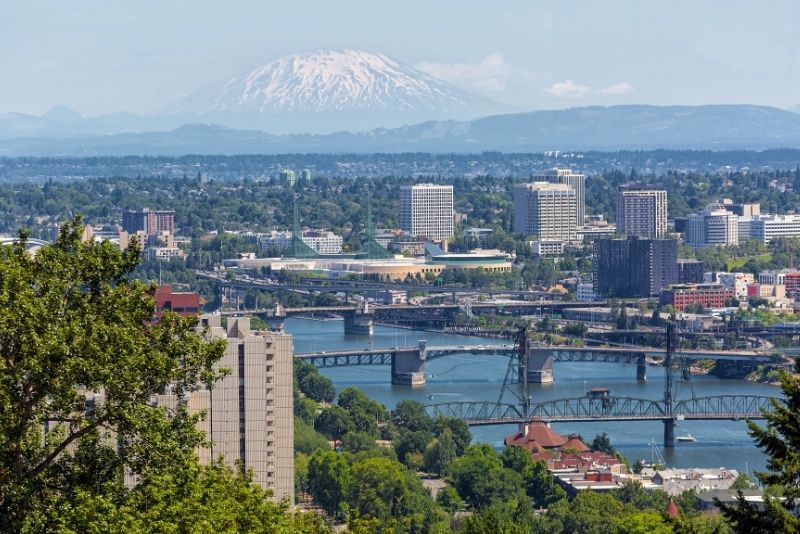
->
xmin=720 ymin=360 xmax=800 ymax=532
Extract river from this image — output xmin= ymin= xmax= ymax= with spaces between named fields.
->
xmin=287 ymin=317 xmax=778 ymax=474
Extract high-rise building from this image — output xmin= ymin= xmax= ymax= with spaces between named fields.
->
xmin=279 ymin=169 xmax=296 ymax=187
xmin=616 ymin=186 xmax=668 ymax=238
xmin=191 ymin=315 xmax=295 ymax=500
xmin=399 ymin=184 xmax=454 ymax=241
xmin=684 ymin=202 xmax=739 ymax=249
xmin=593 ymin=237 xmax=678 ymax=297
xmin=301 ymin=169 xmax=312 ymax=184
xmin=513 ymin=182 xmax=577 ymax=241
xmin=537 ymin=168 xmax=586 ymax=226
xmin=121 ymin=209 xmax=175 ymax=236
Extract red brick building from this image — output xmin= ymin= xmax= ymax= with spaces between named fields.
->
xmin=154 ymin=285 xmax=201 ymax=317
xmin=659 ymin=283 xmax=734 ymax=311
xmin=785 ymin=273 xmax=800 ymax=299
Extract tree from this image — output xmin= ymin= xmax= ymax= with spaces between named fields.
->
xmin=315 ymin=406 xmax=355 ymax=441
xmin=500 ymin=445 xmax=532 ymax=472
xmin=522 ymin=460 xmax=566 ymax=508
xmin=720 ymin=359 xmax=800 ymax=532
xmin=423 ymin=428 xmax=457 ymax=475
xmin=341 ymin=431 xmax=378 ymax=454
xmin=436 ymin=485 xmax=463 ymax=514
xmin=0 ymin=220 xmax=229 ymax=531
xmin=307 ymin=449 xmax=350 ymax=517
xmin=432 ymin=415 xmax=471 ymax=456
xmin=299 ymin=372 xmax=336 ymax=403
xmin=393 ymin=429 xmax=433 ymax=466
xmin=730 ymin=473 xmax=754 ymax=490
xmin=591 ymin=432 xmax=615 ymax=454
xmin=391 ymin=399 xmax=432 ymax=432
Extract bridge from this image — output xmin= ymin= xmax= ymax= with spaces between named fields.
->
xmin=220 ymin=298 xmax=599 ymax=335
xmin=420 ymin=325 xmax=784 ymax=448
xmin=295 ymin=342 xmax=781 ymax=385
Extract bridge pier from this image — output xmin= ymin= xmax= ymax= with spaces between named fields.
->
xmin=527 ymin=347 xmax=554 ymax=384
xmin=343 ymin=302 xmax=373 ymax=335
xmin=637 ymin=354 xmax=647 ymax=381
xmin=663 ymin=418 xmax=675 ymax=448
xmin=260 ymin=303 xmax=286 ymax=332
xmin=391 ymin=341 xmax=426 ymax=386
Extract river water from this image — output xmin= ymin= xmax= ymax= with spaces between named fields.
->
xmin=287 ymin=318 xmax=779 ymax=474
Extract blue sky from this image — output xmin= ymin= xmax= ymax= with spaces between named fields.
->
xmin=2 ymin=0 xmax=799 ymax=115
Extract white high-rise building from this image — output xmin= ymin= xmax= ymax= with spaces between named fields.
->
xmin=685 ymin=203 xmax=739 ymax=249
xmin=513 ymin=182 xmax=577 ymax=241
xmin=617 ymin=186 xmax=668 ymax=238
xmin=399 ymin=184 xmax=454 ymax=241
xmin=538 ymin=168 xmax=586 ymax=226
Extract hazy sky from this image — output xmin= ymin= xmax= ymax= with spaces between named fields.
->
xmin=2 ymin=0 xmax=799 ymax=116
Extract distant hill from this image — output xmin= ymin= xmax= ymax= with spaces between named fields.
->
xmin=3 ymin=105 xmax=800 ymax=156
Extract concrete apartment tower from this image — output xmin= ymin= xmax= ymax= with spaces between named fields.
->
xmin=538 ymin=168 xmax=586 ymax=227
xmin=194 ymin=315 xmax=294 ymax=501
xmin=512 ymin=182 xmax=577 ymax=240
xmin=399 ymin=184 xmax=455 ymax=241
xmin=616 ymin=185 xmax=668 ymax=238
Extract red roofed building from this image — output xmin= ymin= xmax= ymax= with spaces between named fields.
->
xmin=505 ymin=419 xmax=569 ymax=451
xmin=154 ymin=285 xmax=201 ymax=317
xmin=665 ymin=498 xmax=680 ymax=518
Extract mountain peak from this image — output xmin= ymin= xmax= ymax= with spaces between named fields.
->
xmin=173 ymin=49 xmax=509 ymax=131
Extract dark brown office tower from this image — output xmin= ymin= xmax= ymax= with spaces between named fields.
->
xmin=593 ymin=237 xmax=678 ymax=298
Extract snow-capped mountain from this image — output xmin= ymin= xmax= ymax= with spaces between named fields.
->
xmin=172 ymin=49 xmax=510 ymax=133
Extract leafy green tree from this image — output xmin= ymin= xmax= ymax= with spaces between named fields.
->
xmin=294 ymin=417 xmax=330 ymax=454
xmin=299 ymin=372 xmax=336 ymax=403
xmin=615 ymin=510 xmax=672 ymax=534
xmin=0 ymin=220 xmax=228 ymax=531
xmin=307 ymin=449 xmax=350 ymax=517
xmin=392 ymin=399 xmax=432 ymax=432
xmin=393 ymin=429 xmax=434 ymax=466
xmin=341 ymin=431 xmax=378 ymax=454
xmin=432 ymin=416 xmax=471 ymax=455
xmin=315 ymin=406 xmax=355 ymax=441
xmin=522 ymin=460 xmax=566 ymax=508
xmin=449 ymin=444 xmax=524 ymax=508
xmin=720 ymin=359 xmax=800 ymax=532
xmin=500 ymin=445 xmax=532 ymax=472
xmin=436 ymin=485 xmax=463 ymax=514
xmin=348 ymin=456 xmax=448 ymax=531
xmin=543 ymin=491 xmax=625 ymax=533
xmin=730 ymin=473 xmax=754 ymax=490
xmin=423 ymin=428 xmax=457 ymax=475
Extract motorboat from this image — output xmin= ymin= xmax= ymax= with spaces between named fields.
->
xmin=676 ymin=433 xmax=696 ymax=443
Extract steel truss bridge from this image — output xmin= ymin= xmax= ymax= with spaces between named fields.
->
xmin=425 ymin=394 xmax=777 ymax=426
xmin=295 ymin=343 xmax=776 ymax=368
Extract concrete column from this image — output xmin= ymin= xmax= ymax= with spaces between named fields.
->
xmin=637 ymin=353 xmax=647 ymax=381
xmin=391 ymin=348 xmax=425 ymax=386
xmin=663 ymin=418 xmax=675 ymax=448
xmin=526 ymin=347 xmax=554 ymax=384
xmin=343 ymin=302 xmax=373 ymax=335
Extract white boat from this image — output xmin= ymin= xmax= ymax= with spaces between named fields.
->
xmin=676 ymin=433 xmax=696 ymax=442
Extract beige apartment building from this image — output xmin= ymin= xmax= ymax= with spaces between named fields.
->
xmin=616 ymin=185 xmax=668 ymax=238
xmin=513 ymin=182 xmax=577 ymax=241
xmin=153 ymin=315 xmax=294 ymax=500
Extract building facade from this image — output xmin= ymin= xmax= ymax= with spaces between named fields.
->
xmin=593 ymin=237 xmax=678 ymax=298
xmin=196 ymin=315 xmax=294 ymax=500
xmin=659 ymin=284 xmax=734 ymax=311
xmin=616 ymin=186 xmax=668 ymax=238
xmin=259 ymin=229 xmax=343 ymax=254
xmin=122 ymin=209 xmax=175 ymax=236
xmin=399 ymin=184 xmax=455 ymax=241
xmin=538 ymin=168 xmax=587 ymax=226
xmin=685 ymin=203 xmax=739 ymax=249
xmin=677 ymin=259 xmax=704 ymax=284
xmin=513 ymin=182 xmax=577 ymax=240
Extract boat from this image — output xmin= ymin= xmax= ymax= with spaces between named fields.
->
xmin=676 ymin=433 xmax=696 ymax=443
